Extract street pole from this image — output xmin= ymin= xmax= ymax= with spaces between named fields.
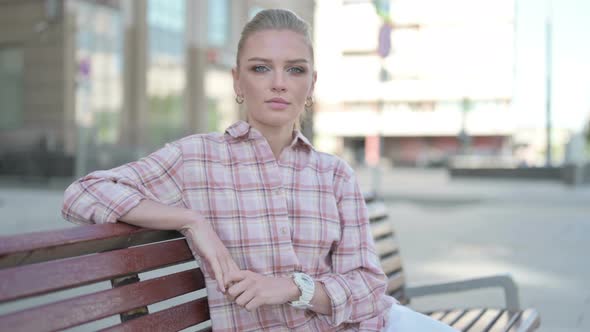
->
xmin=372 ymin=9 xmax=392 ymax=196
xmin=372 ymin=60 xmax=386 ymax=195
xmin=545 ymin=0 xmax=553 ymax=166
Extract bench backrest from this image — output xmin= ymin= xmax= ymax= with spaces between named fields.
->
xmin=366 ymin=195 xmax=407 ymax=304
xmin=0 ymin=197 xmax=405 ymax=331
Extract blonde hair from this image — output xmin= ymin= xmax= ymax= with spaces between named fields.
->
xmin=236 ymin=9 xmax=314 ymax=131
xmin=236 ymin=9 xmax=314 ymax=67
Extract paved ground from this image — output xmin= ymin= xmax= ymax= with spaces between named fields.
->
xmin=1 ymin=168 xmax=589 ymax=331
xmin=355 ymin=168 xmax=590 ymax=332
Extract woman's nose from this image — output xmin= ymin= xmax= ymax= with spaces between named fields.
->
xmin=271 ymin=72 xmax=287 ymax=92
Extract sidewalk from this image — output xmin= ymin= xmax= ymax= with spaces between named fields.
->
xmin=0 ymin=181 xmax=72 ymax=236
xmin=356 ymin=166 xmax=590 ymax=206
xmin=356 ymin=167 xmax=590 ymax=332
xmin=1 ymin=168 xmax=588 ymax=331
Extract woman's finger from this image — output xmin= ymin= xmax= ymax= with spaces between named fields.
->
xmin=226 ymin=278 xmax=248 ymax=301
xmin=245 ymin=296 xmax=264 ymax=312
xmin=225 ymin=270 xmax=247 ymax=289
xmin=235 ymin=287 xmax=256 ymax=307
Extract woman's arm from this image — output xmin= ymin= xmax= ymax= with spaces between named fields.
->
xmin=62 ymin=142 xmax=186 ymax=225
xmin=121 ymin=200 xmax=239 ymax=293
xmin=62 ymin=141 xmax=239 ymax=292
xmin=314 ymin=161 xmax=393 ymax=327
xmin=223 ymin=270 xmax=333 ymax=315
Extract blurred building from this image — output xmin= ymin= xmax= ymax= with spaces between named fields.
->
xmin=314 ymin=0 xmax=516 ymax=167
xmin=0 ymin=0 xmax=314 ymax=177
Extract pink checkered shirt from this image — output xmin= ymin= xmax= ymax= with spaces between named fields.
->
xmin=62 ymin=121 xmax=395 ymax=331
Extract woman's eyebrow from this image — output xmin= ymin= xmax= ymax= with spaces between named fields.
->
xmin=246 ymin=57 xmax=309 ymax=64
xmin=286 ymin=59 xmax=309 ymax=64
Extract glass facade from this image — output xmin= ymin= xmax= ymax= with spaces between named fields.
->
xmin=75 ymin=1 xmax=124 ymax=144
xmin=147 ymin=0 xmax=186 ymax=148
xmin=71 ymin=1 xmax=126 ymax=175
xmin=208 ymin=0 xmax=229 ymax=47
xmin=0 ymin=47 xmax=23 ymax=130
xmin=148 ymin=0 xmax=185 ymax=60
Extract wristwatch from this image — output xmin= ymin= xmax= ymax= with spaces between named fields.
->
xmin=289 ymin=272 xmax=315 ymax=309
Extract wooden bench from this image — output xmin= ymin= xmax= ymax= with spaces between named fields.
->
xmin=0 ymin=197 xmax=540 ymax=331
xmin=364 ymin=195 xmax=540 ymax=332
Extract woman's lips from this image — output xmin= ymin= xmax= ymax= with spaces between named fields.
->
xmin=266 ymin=98 xmax=290 ymax=110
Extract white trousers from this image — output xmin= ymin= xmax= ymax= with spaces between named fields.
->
xmin=383 ymin=303 xmax=459 ymax=332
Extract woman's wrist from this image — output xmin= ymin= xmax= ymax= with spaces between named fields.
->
xmin=181 ymin=211 xmax=207 ymax=232
xmin=285 ymin=277 xmax=302 ymax=302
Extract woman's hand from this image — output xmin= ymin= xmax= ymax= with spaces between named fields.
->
xmin=225 ymin=271 xmax=301 ymax=311
xmin=181 ymin=220 xmax=240 ymax=294
xmin=118 ymin=200 xmax=240 ymax=293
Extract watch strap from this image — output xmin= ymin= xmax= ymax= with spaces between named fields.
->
xmin=290 ymin=272 xmax=315 ymax=309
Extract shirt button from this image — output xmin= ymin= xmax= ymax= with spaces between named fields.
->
xmin=274 ymin=188 xmax=283 ymax=195
xmin=280 ymin=226 xmax=289 ymax=235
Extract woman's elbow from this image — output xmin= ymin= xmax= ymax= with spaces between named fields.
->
xmin=61 ymin=181 xmax=94 ymax=225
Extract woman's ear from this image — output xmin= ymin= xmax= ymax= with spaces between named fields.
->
xmin=232 ymin=67 xmax=241 ymax=96
xmin=310 ymin=70 xmax=317 ymax=95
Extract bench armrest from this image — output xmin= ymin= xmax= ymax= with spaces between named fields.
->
xmin=405 ymin=274 xmax=520 ymax=311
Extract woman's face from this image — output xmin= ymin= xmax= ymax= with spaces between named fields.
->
xmin=233 ymin=29 xmax=316 ymax=131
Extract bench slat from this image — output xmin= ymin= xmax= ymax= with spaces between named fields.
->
xmin=503 ymin=309 xmax=540 ymax=332
xmin=99 ymin=298 xmax=210 ymax=332
xmin=374 ymin=236 xmax=398 ymax=258
xmin=426 ymin=308 xmax=540 ymax=332
xmin=380 ymin=255 xmax=402 ymax=276
xmin=428 ymin=310 xmax=449 ymax=321
xmin=439 ymin=309 xmax=467 ymax=326
xmin=0 ymin=268 xmax=206 ymax=332
xmin=371 ymin=220 xmax=393 ymax=240
xmin=0 ymin=224 xmax=181 ymax=269
xmin=367 ymin=202 xmax=388 ymax=222
xmin=513 ymin=309 xmax=541 ymax=332
xmin=463 ymin=309 xmax=504 ymax=331
xmin=449 ymin=308 xmax=485 ymax=331
xmin=0 ymin=239 xmax=192 ymax=303
xmin=488 ymin=310 xmax=523 ymax=332
xmin=386 ymin=270 xmax=405 ymax=295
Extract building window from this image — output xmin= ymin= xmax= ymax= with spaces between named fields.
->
xmin=75 ymin=1 xmax=124 ymax=144
xmin=147 ymin=0 xmax=186 ymax=148
xmin=148 ymin=0 xmax=185 ymax=59
xmin=208 ymin=0 xmax=229 ymax=47
xmin=0 ymin=46 xmax=23 ymax=130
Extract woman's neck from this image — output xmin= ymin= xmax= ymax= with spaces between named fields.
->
xmin=249 ymin=121 xmax=294 ymax=160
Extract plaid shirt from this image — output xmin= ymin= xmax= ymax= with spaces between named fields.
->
xmin=63 ymin=121 xmax=394 ymax=331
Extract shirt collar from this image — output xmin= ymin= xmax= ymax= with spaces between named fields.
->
xmin=225 ymin=120 xmax=313 ymax=151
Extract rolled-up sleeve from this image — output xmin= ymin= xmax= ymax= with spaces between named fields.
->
xmin=62 ymin=142 xmax=185 ymax=225
xmin=317 ymin=162 xmax=392 ymax=327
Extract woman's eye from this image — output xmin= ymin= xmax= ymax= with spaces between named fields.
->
xmin=252 ymin=65 xmax=269 ymax=73
xmin=287 ymin=67 xmax=305 ymax=74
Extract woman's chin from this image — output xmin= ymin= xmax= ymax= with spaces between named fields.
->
xmin=247 ymin=106 xmax=302 ymax=128
xmin=250 ymin=115 xmax=297 ymax=129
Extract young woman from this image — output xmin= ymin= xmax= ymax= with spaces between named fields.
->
xmin=63 ymin=9 xmax=456 ymax=332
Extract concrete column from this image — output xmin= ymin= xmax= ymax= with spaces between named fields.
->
xmin=63 ymin=0 xmax=77 ymax=156
xmin=120 ymin=0 xmax=148 ymax=147
xmin=185 ymin=0 xmax=208 ymax=134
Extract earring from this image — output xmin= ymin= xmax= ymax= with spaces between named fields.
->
xmin=235 ymin=95 xmax=244 ymax=104
xmin=305 ymin=96 xmax=314 ymax=108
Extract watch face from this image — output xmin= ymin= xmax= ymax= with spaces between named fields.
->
xmin=301 ymin=274 xmax=314 ymax=287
